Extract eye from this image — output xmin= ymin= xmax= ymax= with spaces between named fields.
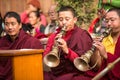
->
xmin=105 ymin=19 xmax=109 ymax=23
xmin=110 ymin=19 xmax=115 ymax=22
xmin=65 ymin=17 xmax=70 ymax=21
xmin=11 ymin=22 xmax=16 ymax=26
xmin=5 ymin=22 xmax=9 ymax=26
xmin=59 ymin=17 xmax=63 ymax=21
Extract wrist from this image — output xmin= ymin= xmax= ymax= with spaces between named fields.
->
xmin=102 ymin=52 xmax=108 ymax=59
xmin=64 ymin=48 xmax=69 ymax=54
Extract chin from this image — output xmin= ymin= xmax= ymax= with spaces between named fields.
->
xmin=9 ymin=33 xmax=16 ymax=36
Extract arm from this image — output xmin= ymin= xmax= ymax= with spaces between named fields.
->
xmin=43 ymin=33 xmax=56 ymax=56
xmin=61 ymin=30 xmax=93 ymax=62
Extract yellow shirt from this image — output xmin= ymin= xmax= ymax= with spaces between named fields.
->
xmin=102 ymin=35 xmax=116 ymax=55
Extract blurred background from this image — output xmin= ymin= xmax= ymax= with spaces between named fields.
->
xmin=0 ymin=0 xmax=98 ymax=29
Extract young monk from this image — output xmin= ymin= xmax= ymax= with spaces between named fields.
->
xmin=0 ymin=11 xmax=43 ymax=80
xmin=43 ymin=6 xmax=93 ymax=80
xmin=93 ymin=8 xmax=120 ymax=80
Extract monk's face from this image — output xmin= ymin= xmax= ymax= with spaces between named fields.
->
xmin=58 ymin=11 xmax=77 ymax=31
xmin=105 ymin=11 xmax=120 ymax=33
xmin=4 ymin=17 xmax=22 ymax=37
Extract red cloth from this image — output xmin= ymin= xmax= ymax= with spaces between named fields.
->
xmin=44 ymin=26 xmax=93 ymax=80
xmin=86 ymin=36 xmax=120 ymax=80
xmin=34 ymin=31 xmax=47 ymax=39
xmin=88 ymin=17 xmax=100 ymax=33
xmin=0 ymin=29 xmax=43 ymax=80
xmin=106 ymin=36 xmax=120 ymax=80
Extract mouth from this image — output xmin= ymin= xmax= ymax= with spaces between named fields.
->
xmin=8 ymin=30 xmax=14 ymax=33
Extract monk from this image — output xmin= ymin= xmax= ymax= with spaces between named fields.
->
xmin=93 ymin=8 xmax=120 ymax=80
xmin=43 ymin=6 xmax=93 ymax=80
xmin=88 ymin=0 xmax=120 ymax=34
xmin=0 ymin=11 xmax=43 ymax=80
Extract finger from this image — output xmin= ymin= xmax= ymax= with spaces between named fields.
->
xmin=93 ymin=42 xmax=102 ymax=49
xmin=57 ymin=38 xmax=64 ymax=45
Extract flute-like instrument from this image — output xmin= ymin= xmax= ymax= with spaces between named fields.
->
xmin=92 ymin=57 xmax=120 ymax=80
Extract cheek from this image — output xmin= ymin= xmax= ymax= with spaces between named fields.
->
xmin=58 ymin=21 xmax=62 ymax=26
xmin=4 ymin=26 xmax=11 ymax=32
xmin=4 ymin=26 xmax=8 ymax=30
xmin=113 ymin=21 xmax=119 ymax=27
xmin=30 ymin=18 xmax=37 ymax=24
xmin=68 ymin=20 xmax=75 ymax=26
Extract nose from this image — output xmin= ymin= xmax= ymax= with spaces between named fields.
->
xmin=7 ymin=23 xmax=13 ymax=29
xmin=62 ymin=19 xmax=67 ymax=26
xmin=106 ymin=20 xmax=112 ymax=28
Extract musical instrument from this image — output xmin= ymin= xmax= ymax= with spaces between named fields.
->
xmin=74 ymin=28 xmax=111 ymax=71
xmin=92 ymin=57 xmax=120 ymax=80
xmin=43 ymin=25 xmax=66 ymax=67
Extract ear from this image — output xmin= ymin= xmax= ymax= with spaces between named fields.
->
xmin=19 ymin=23 xmax=22 ymax=29
xmin=73 ymin=17 xmax=77 ymax=23
xmin=37 ymin=17 xmax=40 ymax=22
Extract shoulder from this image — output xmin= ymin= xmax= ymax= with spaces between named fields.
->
xmin=24 ymin=35 xmax=43 ymax=49
xmin=74 ymin=26 xmax=90 ymax=35
xmin=116 ymin=35 xmax=120 ymax=46
xmin=20 ymin=11 xmax=27 ymax=17
xmin=19 ymin=30 xmax=39 ymax=42
xmin=40 ymin=13 xmax=46 ymax=18
xmin=0 ymin=36 xmax=7 ymax=42
xmin=45 ymin=23 xmax=51 ymax=28
xmin=73 ymin=26 xmax=92 ymax=41
xmin=26 ymin=36 xmax=40 ymax=43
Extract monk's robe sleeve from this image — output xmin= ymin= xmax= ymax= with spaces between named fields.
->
xmin=65 ymin=30 xmax=93 ymax=62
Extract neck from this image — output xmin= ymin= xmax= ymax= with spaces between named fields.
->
xmin=51 ymin=20 xmax=56 ymax=23
xmin=33 ymin=22 xmax=40 ymax=28
xmin=50 ymin=20 xmax=57 ymax=26
xmin=10 ymin=34 xmax=18 ymax=41
xmin=111 ymin=32 xmax=120 ymax=43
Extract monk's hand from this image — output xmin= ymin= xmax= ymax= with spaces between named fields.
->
xmin=92 ymin=35 xmax=103 ymax=42
xmin=56 ymin=38 xmax=69 ymax=54
xmin=93 ymin=41 xmax=108 ymax=59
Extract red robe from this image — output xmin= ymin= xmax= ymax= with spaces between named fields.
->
xmin=102 ymin=35 xmax=120 ymax=80
xmin=86 ymin=36 xmax=120 ymax=80
xmin=0 ymin=29 xmax=43 ymax=80
xmin=44 ymin=26 xmax=93 ymax=80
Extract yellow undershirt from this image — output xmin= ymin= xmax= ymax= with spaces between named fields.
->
xmin=102 ymin=34 xmax=116 ymax=55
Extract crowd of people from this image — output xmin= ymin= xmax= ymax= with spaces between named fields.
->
xmin=0 ymin=0 xmax=120 ymax=80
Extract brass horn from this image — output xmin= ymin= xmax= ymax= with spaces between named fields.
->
xmin=44 ymin=25 xmax=66 ymax=67
xmin=74 ymin=28 xmax=112 ymax=71
xmin=92 ymin=57 xmax=120 ymax=80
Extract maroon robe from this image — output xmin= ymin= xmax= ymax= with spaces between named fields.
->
xmin=101 ymin=35 xmax=120 ymax=80
xmin=86 ymin=36 xmax=120 ymax=80
xmin=44 ymin=26 xmax=93 ymax=80
xmin=0 ymin=29 xmax=43 ymax=80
